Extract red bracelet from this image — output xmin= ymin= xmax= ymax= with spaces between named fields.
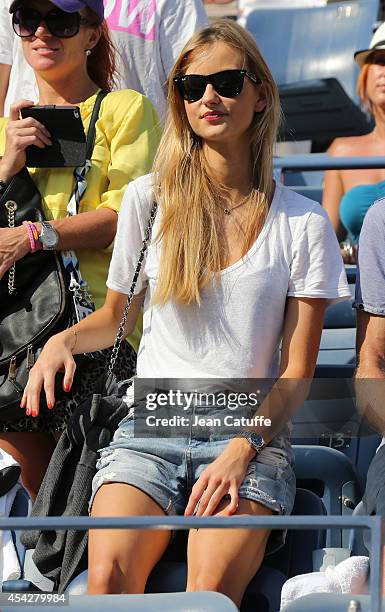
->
xmin=22 ymin=221 xmax=42 ymax=253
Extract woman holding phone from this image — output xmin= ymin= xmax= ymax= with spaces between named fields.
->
xmin=0 ymin=0 xmax=160 ymax=498
xmin=23 ymin=20 xmax=349 ymax=603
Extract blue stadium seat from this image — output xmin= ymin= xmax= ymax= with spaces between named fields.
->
xmin=291 ymin=186 xmax=323 ymax=204
xmin=245 ymin=1 xmax=379 ymax=104
xmin=348 ymin=500 xmax=370 ymax=557
xmin=317 ymin=279 xmax=355 ymax=366
xmin=266 ymin=488 xmax=326 ymax=580
xmin=293 ymin=446 xmax=361 ymax=548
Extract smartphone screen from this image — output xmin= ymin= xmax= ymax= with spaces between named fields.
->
xmin=20 ymin=105 xmax=87 ymax=168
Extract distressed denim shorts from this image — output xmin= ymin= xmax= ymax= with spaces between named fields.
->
xmin=91 ymin=397 xmax=296 ymax=555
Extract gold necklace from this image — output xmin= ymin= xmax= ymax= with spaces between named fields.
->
xmin=220 ymin=195 xmax=251 ymax=215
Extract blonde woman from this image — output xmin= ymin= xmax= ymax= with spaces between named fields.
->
xmin=23 ymin=20 xmax=350 ymax=605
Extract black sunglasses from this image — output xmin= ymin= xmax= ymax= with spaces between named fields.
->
xmin=12 ymin=7 xmax=91 ymax=39
xmin=173 ymin=69 xmax=261 ymax=102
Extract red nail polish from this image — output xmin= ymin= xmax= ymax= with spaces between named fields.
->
xmin=47 ymin=402 xmax=53 ymax=410
xmin=32 ymin=411 xmax=37 ymax=418
xmin=26 ymin=409 xmax=30 ymax=416
xmin=64 ymin=384 xmax=71 ymax=392
xmin=20 ymin=402 xmax=25 ymax=409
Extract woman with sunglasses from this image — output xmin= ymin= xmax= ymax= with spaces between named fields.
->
xmin=0 ymin=0 xmax=160 ymax=499
xmin=23 ymin=20 xmax=349 ymax=603
xmin=323 ymin=23 xmax=385 ymax=264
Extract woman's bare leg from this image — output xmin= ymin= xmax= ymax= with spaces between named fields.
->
xmin=186 ymin=498 xmax=272 ymax=607
xmin=0 ymin=433 xmax=56 ymax=501
xmin=88 ymin=483 xmax=171 ymax=594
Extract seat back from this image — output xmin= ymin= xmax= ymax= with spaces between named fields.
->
xmin=317 ymin=281 xmax=356 ymax=366
xmin=293 ymin=446 xmax=361 ymax=548
xmin=349 ymin=499 xmax=370 ymax=557
xmin=266 ymin=488 xmax=326 ymax=578
xmin=246 ymin=1 xmax=379 ymax=103
xmin=291 ymin=186 xmax=323 ymax=204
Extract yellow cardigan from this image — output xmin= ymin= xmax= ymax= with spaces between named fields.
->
xmin=0 ymin=89 xmax=161 ymax=351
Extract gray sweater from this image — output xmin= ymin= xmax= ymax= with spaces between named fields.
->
xmin=20 ymin=374 xmax=127 ymax=593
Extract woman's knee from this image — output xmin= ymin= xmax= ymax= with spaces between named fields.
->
xmin=88 ymin=558 xmax=144 ymax=594
xmin=0 ymin=434 xmax=55 ymax=500
xmin=187 ymin=572 xmax=226 ymax=593
xmin=187 ymin=567 xmax=227 ymax=595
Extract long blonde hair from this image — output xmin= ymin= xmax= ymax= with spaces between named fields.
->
xmin=152 ymin=19 xmax=281 ymax=306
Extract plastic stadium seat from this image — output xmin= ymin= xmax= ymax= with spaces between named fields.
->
xmin=348 ymin=500 xmax=370 ymax=558
xmin=293 ymin=446 xmax=361 ymax=548
xmin=0 ymin=592 xmax=239 ymax=612
xmin=317 ymin=281 xmax=355 ymax=366
xmin=354 ymin=435 xmax=381 ymax=494
xmin=284 ymin=169 xmax=324 ymax=190
xmin=266 ymin=488 xmax=326 ymax=580
xmin=245 ymin=1 xmax=379 ymax=104
xmin=291 ymin=186 xmax=323 ymax=204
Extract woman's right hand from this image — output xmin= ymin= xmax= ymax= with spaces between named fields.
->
xmin=0 ymin=100 xmax=52 ymax=180
xmin=21 ymin=332 xmax=76 ymax=418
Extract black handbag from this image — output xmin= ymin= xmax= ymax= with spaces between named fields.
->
xmin=0 ymin=91 xmax=107 ymax=422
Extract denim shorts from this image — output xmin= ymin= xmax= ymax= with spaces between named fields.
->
xmin=91 ymin=397 xmax=296 ymax=555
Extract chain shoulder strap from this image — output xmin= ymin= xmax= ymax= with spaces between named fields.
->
xmin=108 ymin=201 xmax=158 ymax=374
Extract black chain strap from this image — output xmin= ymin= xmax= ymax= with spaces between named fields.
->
xmin=108 ymin=201 xmax=158 ymax=374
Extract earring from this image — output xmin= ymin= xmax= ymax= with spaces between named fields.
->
xmin=85 ymin=49 xmax=92 ymax=56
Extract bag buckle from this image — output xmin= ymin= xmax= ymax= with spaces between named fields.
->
xmin=27 ymin=345 xmax=35 ymax=371
xmin=8 ymin=356 xmax=17 ymax=381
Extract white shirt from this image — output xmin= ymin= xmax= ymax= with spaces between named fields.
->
xmin=0 ymin=0 xmax=208 ymax=119
xmin=107 ymin=174 xmax=351 ymax=380
xmin=0 ymin=0 xmax=37 ymax=111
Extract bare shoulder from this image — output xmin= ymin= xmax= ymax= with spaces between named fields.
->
xmin=327 ymin=134 xmax=374 ymax=156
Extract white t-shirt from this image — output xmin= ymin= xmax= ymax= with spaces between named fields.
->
xmin=107 ymin=174 xmax=351 ymax=379
xmin=0 ymin=0 xmax=208 ymax=119
xmin=0 ymin=0 xmax=37 ymax=109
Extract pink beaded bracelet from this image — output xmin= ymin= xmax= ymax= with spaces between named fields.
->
xmin=22 ymin=221 xmax=42 ymax=253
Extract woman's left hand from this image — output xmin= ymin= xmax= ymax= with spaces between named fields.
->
xmin=184 ymin=439 xmax=256 ymax=517
xmin=0 ymin=226 xmax=30 ymax=280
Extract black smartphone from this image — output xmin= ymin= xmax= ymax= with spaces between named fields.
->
xmin=20 ymin=105 xmax=87 ymax=168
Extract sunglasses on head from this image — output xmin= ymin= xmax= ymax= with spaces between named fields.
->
xmin=173 ymin=69 xmax=261 ymax=102
xmin=12 ymin=7 xmax=92 ymax=39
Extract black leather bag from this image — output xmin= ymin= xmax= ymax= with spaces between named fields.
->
xmin=0 ymin=92 xmax=107 ymax=423
xmin=0 ymin=170 xmax=73 ymax=421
